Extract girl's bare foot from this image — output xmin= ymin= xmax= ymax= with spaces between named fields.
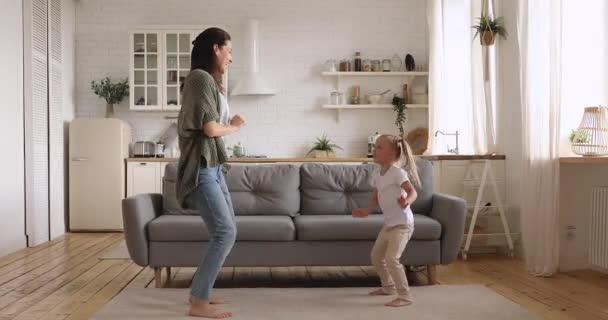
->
xmin=190 ymin=295 xmax=229 ymax=305
xmin=385 ymin=297 xmax=413 ymax=307
xmin=189 ymin=299 xmax=232 ymax=318
xmin=369 ymin=288 xmax=393 ymax=296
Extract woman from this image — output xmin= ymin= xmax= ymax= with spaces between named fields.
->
xmin=177 ymin=27 xmax=244 ymax=319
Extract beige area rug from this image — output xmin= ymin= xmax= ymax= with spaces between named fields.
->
xmin=92 ymin=285 xmax=538 ymax=320
xmin=99 ymin=240 xmax=131 ymax=260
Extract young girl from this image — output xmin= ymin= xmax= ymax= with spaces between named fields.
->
xmin=352 ymin=134 xmax=421 ymax=308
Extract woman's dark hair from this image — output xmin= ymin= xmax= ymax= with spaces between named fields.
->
xmin=191 ymin=27 xmax=231 ymax=73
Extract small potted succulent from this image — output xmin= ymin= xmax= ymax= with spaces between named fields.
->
xmin=569 ymin=129 xmax=589 ymax=144
xmin=472 ymin=15 xmax=508 ymax=46
xmin=91 ymin=77 xmax=129 ymax=118
xmin=307 ymin=134 xmax=342 ymax=158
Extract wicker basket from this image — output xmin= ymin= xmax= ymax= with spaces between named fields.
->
xmin=571 ymin=106 xmax=608 ymax=156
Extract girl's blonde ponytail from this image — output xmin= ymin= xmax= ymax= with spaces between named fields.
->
xmin=399 ymin=135 xmax=421 ymax=188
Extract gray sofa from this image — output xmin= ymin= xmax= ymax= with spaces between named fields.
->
xmin=122 ymin=160 xmax=467 ymax=287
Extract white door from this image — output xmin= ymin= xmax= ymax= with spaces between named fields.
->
xmin=69 ymin=120 xmax=127 ymax=230
xmin=127 ymin=162 xmax=160 ymax=197
xmin=0 ymin=0 xmax=27 ymax=256
xmin=48 ymin=0 xmax=65 ymax=239
xmin=24 ymin=0 xmax=50 ymax=246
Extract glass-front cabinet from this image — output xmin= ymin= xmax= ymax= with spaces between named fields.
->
xmin=163 ymin=32 xmax=194 ymax=111
xmin=131 ymin=29 xmax=221 ymax=111
xmin=131 ymin=32 xmax=161 ymax=110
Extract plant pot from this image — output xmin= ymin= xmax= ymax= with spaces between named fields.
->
xmin=480 ymin=31 xmax=496 ymax=46
xmin=309 ymin=150 xmax=336 ymax=158
xmin=105 ymin=103 xmax=114 ymax=118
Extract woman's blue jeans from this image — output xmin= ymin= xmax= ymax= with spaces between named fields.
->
xmin=184 ymin=165 xmax=236 ymax=300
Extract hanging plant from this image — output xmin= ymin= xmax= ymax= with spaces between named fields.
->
xmin=392 ymin=95 xmax=407 ymax=136
xmin=472 ymin=15 xmax=508 ymax=46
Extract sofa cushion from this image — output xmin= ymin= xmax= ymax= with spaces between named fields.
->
xmin=148 ymin=215 xmax=296 ymax=241
xmin=410 ymin=159 xmax=434 ymax=215
xmin=300 ymin=163 xmax=376 ymax=215
xmin=295 ymin=214 xmax=441 ymax=241
xmin=226 ymin=164 xmax=300 ymax=217
xmin=162 ymin=163 xmax=300 ymax=217
xmin=299 ymin=160 xmax=433 ymax=215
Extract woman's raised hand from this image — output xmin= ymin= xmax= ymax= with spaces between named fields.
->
xmin=230 ymin=114 xmax=246 ymax=128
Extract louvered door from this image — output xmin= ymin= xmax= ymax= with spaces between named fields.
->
xmin=24 ymin=0 xmax=50 ymax=246
xmin=48 ymin=0 xmax=64 ymax=239
xmin=24 ymin=0 xmax=64 ymax=245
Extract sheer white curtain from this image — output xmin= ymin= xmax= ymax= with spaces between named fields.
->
xmin=516 ymin=0 xmax=562 ymax=276
xmin=469 ymin=0 xmax=498 ymax=154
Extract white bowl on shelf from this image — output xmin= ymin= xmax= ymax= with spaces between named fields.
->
xmin=366 ymin=95 xmax=383 ymax=104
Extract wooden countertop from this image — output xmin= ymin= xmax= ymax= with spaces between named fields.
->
xmin=421 ymin=154 xmax=506 ymax=161
xmin=127 ymin=154 xmax=506 ymax=163
xmin=560 ymin=156 xmax=608 ymax=164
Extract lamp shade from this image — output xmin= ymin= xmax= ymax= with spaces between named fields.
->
xmin=572 ymin=106 xmax=608 ymax=156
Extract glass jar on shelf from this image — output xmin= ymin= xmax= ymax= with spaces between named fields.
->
xmin=339 ymin=59 xmax=352 ymax=72
xmin=363 ymin=59 xmax=371 ymax=72
xmin=382 ymin=59 xmax=392 ymax=72
xmin=371 ymin=60 xmax=382 ymax=72
xmin=354 ymin=52 xmax=362 ymax=72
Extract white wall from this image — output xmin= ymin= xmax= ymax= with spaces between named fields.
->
xmin=557 ymin=1 xmax=608 ymax=271
xmin=74 ymin=0 xmax=429 ymax=157
xmin=0 ymin=0 xmax=27 ymax=256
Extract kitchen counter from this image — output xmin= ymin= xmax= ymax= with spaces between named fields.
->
xmin=421 ymin=154 xmax=505 ymax=161
xmin=126 ymin=154 xmax=506 ymax=163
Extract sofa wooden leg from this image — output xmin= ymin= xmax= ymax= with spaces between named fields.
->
xmin=166 ymin=267 xmax=172 ymax=283
xmin=154 ymin=267 xmax=162 ymax=288
xmin=427 ymin=265 xmax=437 ymax=285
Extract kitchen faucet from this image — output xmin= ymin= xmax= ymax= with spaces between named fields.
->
xmin=434 ymin=130 xmax=460 ymax=155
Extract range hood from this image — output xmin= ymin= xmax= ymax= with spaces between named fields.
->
xmin=231 ymin=20 xmax=276 ymax=96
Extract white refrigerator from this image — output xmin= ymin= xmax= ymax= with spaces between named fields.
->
xmin=69 ymin=119 xmax=131 ymax=231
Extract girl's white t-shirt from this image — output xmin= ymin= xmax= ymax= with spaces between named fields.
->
xmin=371 ymin=165 xmax=414 ymax=227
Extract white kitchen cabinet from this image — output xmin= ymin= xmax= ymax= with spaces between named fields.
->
xmin=129 ymin=27 xmax=226 ymax=111
xmin=127 ymin=161 xmax=161 ymax=197
xmin=126 ymin=161 xmax=171 ymax=197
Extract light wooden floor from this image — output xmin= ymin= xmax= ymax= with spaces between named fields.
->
xmin=0 ymin=233 xmax=607 ymax=320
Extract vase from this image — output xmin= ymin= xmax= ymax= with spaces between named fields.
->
xmin=105 ymin=103 xmax=114 ymax=118
xmin=571 ymin=106 xmax=608 ymax=156
xmin=405 ymin=54 xmax=416 ymax=71
xmin=309 ymin=150 xmax=336 ymax=158
xmin=480 ymin=31 xmax=496 ymax=46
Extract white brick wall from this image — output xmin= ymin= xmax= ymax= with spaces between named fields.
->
xmin=75 ymin=0 xmax=428 ymax=157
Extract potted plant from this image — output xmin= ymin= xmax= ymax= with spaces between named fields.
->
xmin=392 ymin=95 xmax=407 ymax=136
xmin=472 ymin=15 xmax=508 ymax=46
xmin=307 ymin=134 xmax=342 ymax=158
xmin=569 ymin=129 xmax=590 ymax=144
xmin=91 ymin=77 xmax=129 ymax=118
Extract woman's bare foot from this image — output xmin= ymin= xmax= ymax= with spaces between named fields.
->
xmin=189 ymin=298 xmax=232 ymax=318
xmin=369 ymin=288 xmax=393 ymax=296
xmin=190 ymin=295 xmax=229 ymax=305
xmin=385 ymin=297 xmax=413 ymax=307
